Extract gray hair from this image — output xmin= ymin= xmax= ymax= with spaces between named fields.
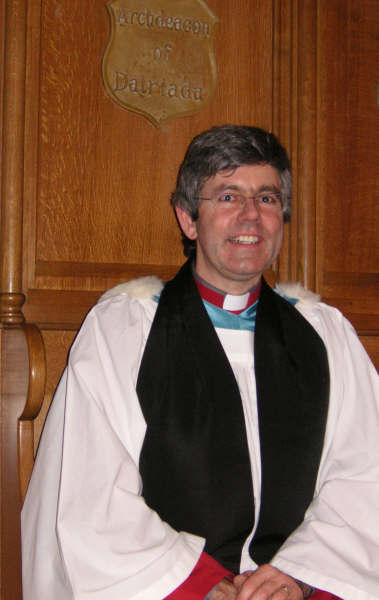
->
xmin=171 ymin=125 xmax=292 ymax=255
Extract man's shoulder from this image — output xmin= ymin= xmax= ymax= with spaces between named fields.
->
xmin=76 ymin=276 xmax=162 ymax=338
xmin=274 ymin=281 xmax=321 ymax=308
xmin=71 ymin=277 xmax=163 ymax=358
xmin=97 ymin=275 xmax=164 ymax=304
xmin=274 ymin=281 xmax=343 ymax=320
xmin=273 ymin=281 xmax=350 ymax=340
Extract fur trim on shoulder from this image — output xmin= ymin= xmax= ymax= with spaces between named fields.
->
xmin=98 ymin=276 xmax=163 ymax=303
xmin=274 ymin=282 xmax=321 ymax=306
xmin=98 ymin=276 xmax=320 ymax=308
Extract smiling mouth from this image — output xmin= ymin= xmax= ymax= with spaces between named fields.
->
xmin=229 ymin=235 xmax=259 ymax=245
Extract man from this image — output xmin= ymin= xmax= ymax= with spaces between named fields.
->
xmin=22 ymin=125 xmax=379 ymax=600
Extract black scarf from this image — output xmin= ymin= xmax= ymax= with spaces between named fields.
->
xmin=137 ymin=260 xmax=329 ymax=572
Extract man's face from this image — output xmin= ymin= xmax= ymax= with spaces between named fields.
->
xmin=176 ymin=164 xmax=284 ymax=294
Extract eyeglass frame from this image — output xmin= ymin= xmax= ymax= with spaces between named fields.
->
xmin=195 ymin=188 xmax=283 ymax=212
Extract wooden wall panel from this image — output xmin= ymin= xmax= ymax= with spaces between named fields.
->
xmin=18 ymin=0 xmax=295 ymax=460
xmin=316 ymin=0 xmax=379 ymax=342
xmin=1 ymin=1 xmax=378 ymax=596
xmin=22 ymin=0 xmax=280 ymax=330
xmin=3 ymin=0 xmax=377 ymax=459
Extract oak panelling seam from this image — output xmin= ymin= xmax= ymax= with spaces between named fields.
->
xmin=315 ymin=0 xmax=324 ymax=296
xmin=289 ymin=0 xmax=299 ymax=285
xmin=294 ymin=0 xmax=318 ymax=290
xmin=323 ymin=273 xmax=379 ymax=319
xmin=323 ymin=272 xmax=379 ymax=287
xmin=35 ymin=260 xmax=182 ymax=279
xmin=22 ymin=0 xmax=43 ymax=299
xmin=22 ymin=289 xmax=102 ymax=330
xmin=273 ymin=0 xmax=294 ymax=283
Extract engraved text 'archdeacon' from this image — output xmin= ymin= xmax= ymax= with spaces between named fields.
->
xmin=102 ymin=0 xmax=219 ymax=126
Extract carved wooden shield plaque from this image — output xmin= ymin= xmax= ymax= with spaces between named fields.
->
xmin=102 ymin=0 xmax=219 ymax=126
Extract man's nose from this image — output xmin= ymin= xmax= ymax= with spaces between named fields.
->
xmin=238 ymin=196 xmax=260 ymax=219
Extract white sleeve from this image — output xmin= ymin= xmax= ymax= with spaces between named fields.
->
xmin=271 ymin=305 xmax=379 ymax=600
xmin=22 ymin=296 xmax=204 ymax=600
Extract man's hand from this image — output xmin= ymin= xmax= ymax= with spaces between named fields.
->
xmin=209 ymin=578 xmax=237 ymax=599
xmin=233 ymin=564 xmax=303 ymax=599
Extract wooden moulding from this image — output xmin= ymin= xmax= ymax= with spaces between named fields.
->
xmin=1 ymin=326 xmax=27 ymax=599
xmin=272 ymin=0 xmax=318 ymax=288
xmin=18 ymin=323 xmax=47 ymax=503
xmin=292 ymin=0 xmax=318 ymax=290
xmin=0 ymin=0 xmax=28 ymax=325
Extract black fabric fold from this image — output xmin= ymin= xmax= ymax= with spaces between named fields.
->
xmin=136 ymin=260 xmax=329 ymax=570
xmin=250 ymin=279 xmax=329 ymax=563
xmin=137 ymin=260 xmax=254 ymax=572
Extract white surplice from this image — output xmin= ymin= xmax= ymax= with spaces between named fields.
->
xmin=21 ymin=281 xmax=379 ymax=600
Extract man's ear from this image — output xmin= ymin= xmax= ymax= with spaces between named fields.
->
xmin=175 ymin=206 xmax=198 ymax=240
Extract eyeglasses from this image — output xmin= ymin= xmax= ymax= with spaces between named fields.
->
xmin=198 ymin=191 xmax=282 ymax=212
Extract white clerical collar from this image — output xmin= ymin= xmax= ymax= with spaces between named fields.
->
xmin=194 ymin=271 xmax=261 ymax=314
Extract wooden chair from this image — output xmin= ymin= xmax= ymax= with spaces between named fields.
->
xmin=1 ymin=323 xmax=46 ymax=600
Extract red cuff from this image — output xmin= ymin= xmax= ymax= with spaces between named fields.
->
xmin=165 ymin=552 xmax=233 ymax=599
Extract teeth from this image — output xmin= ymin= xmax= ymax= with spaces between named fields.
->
xmin=230 ymin=235 xmax=259 ymax=244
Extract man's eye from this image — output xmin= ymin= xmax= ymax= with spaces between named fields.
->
xmin=258 ymin=193 xmax=278 ymax=204
xmin=218 ymin=193 xmax=236 ymax=203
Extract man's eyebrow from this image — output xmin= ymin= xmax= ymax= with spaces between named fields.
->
xmin=207 ymin=183 xmax=281 ymax=194
xmin=212 ymin=183 xmax=242 ymax=192
xmin=255 ymin=184 xmax=281 ymax=193
xmin=200 ymin=182 xmax=242 ymax=196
